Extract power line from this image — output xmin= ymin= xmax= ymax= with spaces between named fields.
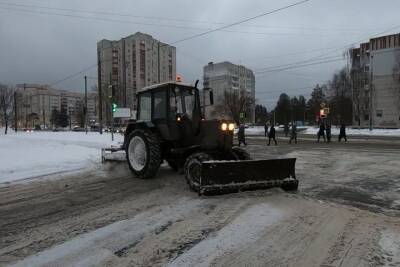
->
xmin=169 ymin=0 xmax=311 ymax=44
xmin=254 ymin=54 xmax=341 ymax=73
xmin=34 ymin=0 xmax=311 ymax=86
xmin=256 ymin=57 xmax=344 ymax=76
xmin=250 ymin=24 xmax=400 ymax=75
xmin=1 ymin=1 xmax=358 ymax=33
xmin=0 ymin=3 xmax=331 ymax=38
xmin=50 ymin=63 xmax=97 ymax=86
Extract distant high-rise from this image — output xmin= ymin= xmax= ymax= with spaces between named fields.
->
xmin=203 ymin=61 xmax=255 ymax=123
xmin=97 ymin=32 xmax=176 ymax=124
xmin=350 ymin=33 xmax=400 ymax=127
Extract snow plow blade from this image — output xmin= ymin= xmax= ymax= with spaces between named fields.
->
xmin=200 ymin=158 xmax=297 ymax=195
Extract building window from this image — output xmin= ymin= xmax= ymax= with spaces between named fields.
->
xmin=364 ymin=114 xmax=369 ymax=121
xmin=376 ymin=110 xmax=383 ymax=118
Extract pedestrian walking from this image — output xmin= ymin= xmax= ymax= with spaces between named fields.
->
xmin=338 ymin=123 xmax=347 ymax=142
xmin=264 ymin=123 xmax=269 ymax=137
xmin=317 ymin=123 xmax=326 ymax=143
xmin=284 ymin=124 xmax=289 ymax=137
xmin=326 ymin=123 xmax=332 ymax=143
xmin=289 ymin=123 xmax=297 ymax=144
xmin=238 ymin=124 xmax=247 ymax=146
xmin=267 ymin=125 xmax=277 ymax=146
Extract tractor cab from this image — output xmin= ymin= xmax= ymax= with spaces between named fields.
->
xmin=135 ymin=82 xmax=203 ymax=145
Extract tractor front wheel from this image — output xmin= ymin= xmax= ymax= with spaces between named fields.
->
xmin=184 ymin=152 xmax=212 ymax=192
xmin=126 ymin=129 xmax=161 ymax=179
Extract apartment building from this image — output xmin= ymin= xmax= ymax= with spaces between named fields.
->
xmin=203 ymin=61 xmax=255 ymax=123
xmin=97 ymin=32 xmax=176 ymax=125
xmin=350 ymin=33 xmax=400 ymax=127
xmin=15 ymin=84 xmax=98 ymax=129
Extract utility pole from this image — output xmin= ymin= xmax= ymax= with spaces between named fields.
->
xmin=24 ymin=83 xmax=27 ymax=128
xmin=69 ymin=109 xmax=72 ymax=130
xmin=97 ymin=49 xmax=103 ymax=134
xmin=14 ymin=91 xmax=17 ymax=132
xmin=84 ymin=75 xmax=88 ymax=134
xmin=158 ymin=42 xmax=161 ymax=83
xmin=369 ymin=55 xmax=374 ymax=131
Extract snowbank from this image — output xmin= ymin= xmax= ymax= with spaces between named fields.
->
xmin=0 ymin=131 xmax=123 ymax=184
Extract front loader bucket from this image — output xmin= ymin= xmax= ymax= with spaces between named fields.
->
xmin=200 ymin=158 xmax=297 ymax=195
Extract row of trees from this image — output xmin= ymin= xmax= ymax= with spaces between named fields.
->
xmin=212 ymin=67 xmax=353 ymax=126
xmin=0 ymin=84 xmax=14 ymax=134
xmin=266 ymin=67 xmax=353 ymax=125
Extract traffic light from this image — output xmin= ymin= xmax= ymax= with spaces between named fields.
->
xmin=112 ymin=103 xmax=117 ymax=113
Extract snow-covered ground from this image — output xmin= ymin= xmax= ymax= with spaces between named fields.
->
xmin=0 ymin=130 xmax=123 ymax=184
xmin=239 ymin=125 xmax=400 ymax=136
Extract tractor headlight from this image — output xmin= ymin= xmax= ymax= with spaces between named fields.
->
xmin=228 ymin=123 xmax=235 ymax=131
xmin=221 ymin=123 xmax=228 ymax=131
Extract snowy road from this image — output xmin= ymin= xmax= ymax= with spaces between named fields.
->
xmin=1 ymin=136 xmax=400 ymax=266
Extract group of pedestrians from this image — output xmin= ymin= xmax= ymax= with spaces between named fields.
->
xmin=317 ymin=123 xmax=347 ymax=143
xmin=238 ymin=122 xmax=348 ymax=146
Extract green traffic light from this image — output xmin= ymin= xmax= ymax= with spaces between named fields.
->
xmin=112 ymin=103 xmax=117 ymax=113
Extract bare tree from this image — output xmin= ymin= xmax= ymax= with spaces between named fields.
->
xmin=213 ymin=90 xmax=254 ymax=124
xmin=0 ymin=84 xmax=15 ymax=134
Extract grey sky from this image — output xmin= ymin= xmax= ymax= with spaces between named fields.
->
xmin=0 ymin=0 xmax=399 ymax=109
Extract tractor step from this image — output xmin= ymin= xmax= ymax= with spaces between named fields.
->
xmin=101 ymin=145 xmax=125 ymax=162
xmin=199 ymin=158 xmax=297 ymax=195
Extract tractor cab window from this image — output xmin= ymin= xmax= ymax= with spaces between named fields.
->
xmin=138 ymin=92 xmax=151 ymax=121
xmin=153 ymin=91 xmax=167 ymax=119
xmin=182 ymin=88 xmax=195 ymax=119
xmin=170 ymin=87 xmax=183 ymax=120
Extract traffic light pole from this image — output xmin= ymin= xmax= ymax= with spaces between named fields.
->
xmin=84 ymin=75 xmax=88 ymax=134
xmin=111 ymin=115 xmax=114 ymax=141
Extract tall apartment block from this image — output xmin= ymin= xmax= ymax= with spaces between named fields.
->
xmin=350 ymin=33 xmax=400 ymax=127
xmin=203 ymin=61 xmax=255 ymax=123
xmin=97 ymin=32 xmax=176 ymax=125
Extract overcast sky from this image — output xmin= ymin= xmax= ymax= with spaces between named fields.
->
xmin=1 ymin=0 xmax=399 ymax=109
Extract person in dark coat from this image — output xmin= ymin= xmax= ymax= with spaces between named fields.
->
xmin=326 ymin=123 xmax=332 ymax=143
xmin=289 ymin=123 xmax=297 ymax=144
xmin=264 ymin=123 xmax=269 ymax=137
xmin=238 ymin=124 xmax=246 ymax=146
xmin=338 ymin=123 xmax=347 ymax=142
xmin=284 ymin=124 xmax=289 ymax=137
xmin=317 ymin=123 xmax=326 ymax=143
xmin=267 ymin=125 xmax=277 ymax=145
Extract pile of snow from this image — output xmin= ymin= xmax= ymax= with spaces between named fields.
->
xmin=303 ymin=127 xmax=400 ymax=137
xmin=379 ymin=230 xmax=400 ymax=266
xmin=0 ymin=131 xmax=123 ymax=184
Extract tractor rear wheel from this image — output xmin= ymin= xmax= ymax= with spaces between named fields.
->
xmin=126 ymin=129 xmax=161 ymax=179
xmin=231 ymin=147 xmax=252 ymax=160
xmin=184 ymin=152 xmax=212 ymax=192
